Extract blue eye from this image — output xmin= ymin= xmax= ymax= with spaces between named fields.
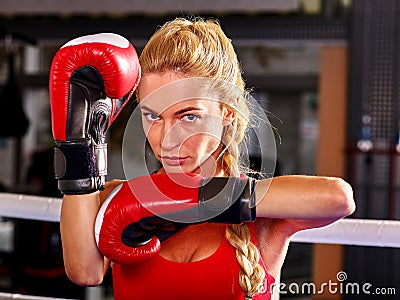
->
xmin=182 ymin=114 xmax=199 ymax=122
xmin=143 ymin=113 xmax=160 ymax=121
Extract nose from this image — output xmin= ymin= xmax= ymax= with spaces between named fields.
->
xmin=161 ymin=120 xmax=182 ymax=151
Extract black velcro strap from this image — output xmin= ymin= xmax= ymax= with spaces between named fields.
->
xmin=54 ymin=142 xmax=96 ymax=180
xmin=199 ymin=177 xmax=256 ymax=223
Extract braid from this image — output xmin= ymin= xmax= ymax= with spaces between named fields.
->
xmin=226 ymin=224 xmax=266 ymax=299
xmin=221 ymin=119 xmax=240 ymax=176
xmin=222 ymin=126 xmax=266 ymax=299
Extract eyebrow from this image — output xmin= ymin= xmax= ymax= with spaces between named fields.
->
xmin=139 ymin=105 xmax=157 ymax=114
xmin=140 ymin=105 xmax=204 ymax=116
xmin=173 ymin=107 xmax=203 ymax=115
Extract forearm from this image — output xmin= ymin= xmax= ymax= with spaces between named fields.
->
xmin=255 ymin=175 xmax=355 ymax=220
xmin=60 ymin=192 xmax=108 ymax=286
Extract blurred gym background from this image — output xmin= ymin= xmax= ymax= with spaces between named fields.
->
xmin=0 ymin=0 xmax=398 ymax=299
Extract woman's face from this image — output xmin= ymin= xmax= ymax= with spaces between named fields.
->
xmin=137 ymin=72 xmax=233 ymax=176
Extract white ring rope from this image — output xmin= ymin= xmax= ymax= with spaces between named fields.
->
xmin=0 ymin=292 xmax=74 ymax=300
xmin=0 ymin=192 xmax=399 ymax=248
xmin=292 ymin=218 xmax=400 ymax=248
xmin=0 ymin=193 xmax=61 ymax=222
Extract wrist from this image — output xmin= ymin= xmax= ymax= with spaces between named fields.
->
xmin=54 ymin=140 xmax=107 ymax=194
xmin=199 ymin=177 xmax=256 ymax=223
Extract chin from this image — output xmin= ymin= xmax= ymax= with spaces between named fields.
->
xmin=162 ymin=165 xmax=196 ymax=174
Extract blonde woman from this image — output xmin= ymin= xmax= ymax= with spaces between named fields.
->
xmin=53 ymin=18 xmax=355 ymax=300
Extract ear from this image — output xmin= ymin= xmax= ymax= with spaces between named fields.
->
xmin=222 ymin=107 xmax=235 ymax=126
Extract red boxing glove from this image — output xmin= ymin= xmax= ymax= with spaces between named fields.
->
xmin=49 ymin=33 xmax=140 ymax=194
xmin=95 ymin=173 xmax=255 ymax=265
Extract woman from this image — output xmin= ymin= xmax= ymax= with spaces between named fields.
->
xmin=60 ymin=18 xmax=355 ymax=300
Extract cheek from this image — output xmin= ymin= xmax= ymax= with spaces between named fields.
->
xmin=145 ymin=126 xmax=160 ymax=151
xmin=190 ymin=121 xmax=224 ymax=152
xmin=183 ymin=132 xmax=222 ymax=154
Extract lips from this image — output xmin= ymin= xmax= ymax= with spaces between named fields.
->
xmin=160 ymin=156 xmax=188 ymax=166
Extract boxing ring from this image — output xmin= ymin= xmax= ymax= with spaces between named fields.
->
xmin=0 ymin=192 xmax=399 ymax=299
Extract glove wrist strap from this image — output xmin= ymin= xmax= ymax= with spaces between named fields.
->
xmin=54 ymin=141 xmax=107 ymax=194
xmin=199 ymin=177 xmax=256 ymax=223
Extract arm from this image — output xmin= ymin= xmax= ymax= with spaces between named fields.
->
xmin=50 ymin=33 xmax=140 ymax=283
xmin=60 ymin=192 xmax=109 ymax=286
xmin=255 ymin=175 xmax=356 ymax=233
xmin=60 ymin=179 xmax=126 ymax=285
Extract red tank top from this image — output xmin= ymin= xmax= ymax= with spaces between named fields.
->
xmin=112 ymin=222 xmax=274 ymax=300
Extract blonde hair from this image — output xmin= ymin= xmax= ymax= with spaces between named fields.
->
xmin=139 ymin=17 xmax=265 ymax=299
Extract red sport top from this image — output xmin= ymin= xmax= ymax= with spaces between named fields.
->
xmin=112 ymin=222 xmax=275 ymax=300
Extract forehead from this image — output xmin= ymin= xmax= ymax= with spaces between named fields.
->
xmin=138 ymin=72 xmax=183 ymax=100
xmin=140 ymin=98 xmax=220 ymax=116
xmin=138 ymin=74 xmax=222 ymax=114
